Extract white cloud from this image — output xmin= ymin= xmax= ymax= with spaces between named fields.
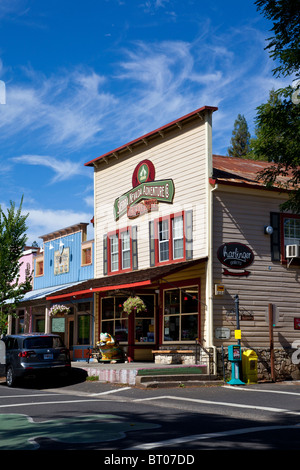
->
xmin=1 ymin=21 xmax=293 ymax=161
xmin=25 ymin=207 xmax=94 ymax=245
xmin=12 ymin=154 xmax=88 ymax=183
xmin=0 ymin=68 xmax=117 ymax=150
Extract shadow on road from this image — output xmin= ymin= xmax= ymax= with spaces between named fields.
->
xmin=0 ymin=366 xmax=88 ymax=390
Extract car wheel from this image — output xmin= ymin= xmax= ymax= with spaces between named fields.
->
xmin=6 ymin=366 xmax=16 ymax=387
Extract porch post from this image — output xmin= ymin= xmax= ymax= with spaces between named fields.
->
xmin=45 ymin=301 xmax=51 ymax=333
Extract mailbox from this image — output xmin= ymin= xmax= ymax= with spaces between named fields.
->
xmin=242 ymin=350 xmax=258 ymax=384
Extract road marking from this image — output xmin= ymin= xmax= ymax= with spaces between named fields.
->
xmin=90 ymin=387 xmax=131 ymax=396
xmin=0 ymin=393 xmax=59 ymax=399
xmin=224 ymin=385 xmax=300 ymax=396
xmin=0 ymin=398 xmax=112 ymax=409
xmin=133 ymin=395 xmax=300 ymax=415
xmin=127 ymin=422 xmax=300 ymax=450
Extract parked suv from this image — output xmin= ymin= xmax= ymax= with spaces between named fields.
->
xmin=0 ymin=333 xmax=71 ymax=387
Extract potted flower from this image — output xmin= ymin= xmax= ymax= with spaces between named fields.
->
xmin=49 ymin=304 xmax=70 ymax=316
xmin=123 ymin=296 xmax=146 ymax=315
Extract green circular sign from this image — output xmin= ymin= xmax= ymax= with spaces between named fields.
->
xmin=137 ymin=163 xmax=149 ymax=183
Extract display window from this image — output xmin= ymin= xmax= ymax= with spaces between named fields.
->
xmin=163 ymin=286 xmax=199 ymax=342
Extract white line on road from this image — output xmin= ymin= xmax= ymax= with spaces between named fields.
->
xmin=0 ymin=393 xmax=59 ymax=399
xmin=127 ymin=423 xmax=300 ymax=450
xmin=133 ymin=395 xmax=300 ymax=415
xmin=0 ymin=398 xmax=112 ymax=409
xmin=89 ymin=387 xmax=131 ymax=396
xmin=224 ymin=385 xmax=300 ymax=396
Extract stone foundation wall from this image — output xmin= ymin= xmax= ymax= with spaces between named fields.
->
xmin=217 ymin=347 xmax=300 ymax=382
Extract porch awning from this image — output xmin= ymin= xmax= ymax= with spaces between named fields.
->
xmin=18 ymin=281 xmax=84 ymax=306
xmin=46 ymin=258 xmax=207 ymax=301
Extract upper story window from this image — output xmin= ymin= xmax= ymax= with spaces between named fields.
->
xmin=284 ymin=217 xmax=300 ymax=246
xmin=103 ymin=226 xmax=138 ymax=275
xmin=81 ymin=243 xmax=92 ymax=266
xmin=149 ymin=210 xmax=193 ymax=266
xmin=270 ymin=212 xmax=300 ymax=262
xmin=110 ymin=233 xmax=119 ymax=272
xmin=35 ymin=258 xmax=44 ymax=277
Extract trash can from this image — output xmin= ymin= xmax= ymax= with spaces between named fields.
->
xmin=242 ymin=350 xmax=258 ymax=384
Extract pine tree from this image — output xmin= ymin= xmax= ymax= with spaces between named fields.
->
xmin=228 ymin=114 xmax=251 ymax=158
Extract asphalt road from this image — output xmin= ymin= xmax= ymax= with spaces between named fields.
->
xmin=1 ymin=369 xmax=300 ymax=455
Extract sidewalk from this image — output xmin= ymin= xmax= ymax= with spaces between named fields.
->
xmin=71 ymin=360 xmax=222 ymax=388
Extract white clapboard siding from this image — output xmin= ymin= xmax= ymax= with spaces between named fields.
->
xmin=93 ymin=119 xmax=209 ymax=277
xmin=212 ymin=186 xmax=300 ymax=348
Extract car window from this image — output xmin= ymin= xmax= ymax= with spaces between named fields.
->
xmin=6 ymin=338 xmax=18 ymax=350
xmin=24 ymin=336 xmax=63 ymax=349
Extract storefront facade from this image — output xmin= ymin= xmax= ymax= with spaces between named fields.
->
xmin=12 ymin=223 xmax=95 ymax=361
xmin=37 ymin=105 xmax=300 ymax=377
xmin=84 ymin=105 xmax=217 ymax=362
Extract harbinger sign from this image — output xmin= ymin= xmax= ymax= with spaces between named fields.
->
xmin=217 ymin=242 xmax=254 ymax=276
xmin=113 ymin=160 xmax=175 ymax=220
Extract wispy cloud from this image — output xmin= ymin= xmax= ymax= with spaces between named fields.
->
xmin=25 ymin=207 xmax=94 ymax=244
xmin=12 ymin=154 xmax=88 ymax=183
xmin=1 ymin=22 xmax=292 ymax=161
xmin=0 ymin=68 xmax=116 ymax=151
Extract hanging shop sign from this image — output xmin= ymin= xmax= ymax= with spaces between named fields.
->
xmin=113 ymin=159 xmax=175 ymax=220
xmin=54 ymin=247 xmax=70 ymax=275
xmin=217 ymin=242 xmax=254 ymax=276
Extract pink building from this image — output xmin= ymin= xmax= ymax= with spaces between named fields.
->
xmin=18 ymin=246 xmax=39 ymax=286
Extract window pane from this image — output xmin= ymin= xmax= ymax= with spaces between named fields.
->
xmin=115 ymin=319 xmax=128 ymax=342
xmin=36 ymin=318 xmax=45 ymax=332
xmin=121 ymin=231 xmax=131 ymax=269
xmin=181 ymin=314 xmax=198 ymax=340
xmin=181 ymin=288 xmax=198 ymax=313
xmin=135 ymin=319 xmax=155 ymax=342
xmin=164 ymin=289 xmax=180 ymax=314
xmin=164 ymin=315 xmax=179 ymax=341
xmin=159 ymin=220 xmax=169 ymax=261
xmin=138 ymin=295 xmax=155 ymax=318
xmin=110 ymin=234 xmax=119 ymax=271
xmin=102 ymin=298 xmax=114 ymax=319
xmin=101 ymin=320 xmax=114 ymax=336
xmin=77 ymin=315 xmax=90 ymax=345
xmin=284 ymin=218 xmax=300 ymax=245
xmin=173 ymin=216 xmax=184 ymax=259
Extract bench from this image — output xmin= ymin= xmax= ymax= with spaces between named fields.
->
xmin=152 ymin=349 xmax=195 ymax=365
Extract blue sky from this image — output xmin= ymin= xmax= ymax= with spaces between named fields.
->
xmin=0 ymin=0 xmax=292 ymax=245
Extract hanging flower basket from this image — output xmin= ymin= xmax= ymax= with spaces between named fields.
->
xmin=49 ymin=304 xmax=70 ymax=316
xmin=123 ymin=296 xmax=147 ymax=315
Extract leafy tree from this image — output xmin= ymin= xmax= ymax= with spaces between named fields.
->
xmin=255 ymin=0 xmax=300 ymax=78
xmin=251 ymin=87 xmax=300 ymax=212
xmin=253 ymin=0 xmax=300 ymax=212
xmin=228 ymin=114 xmax=251 ymax=158
xmin=0 ymin=198 xmax=32 ymax=333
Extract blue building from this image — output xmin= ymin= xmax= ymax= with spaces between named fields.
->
xmin=13 ymin=222 xmax=94 ymax=361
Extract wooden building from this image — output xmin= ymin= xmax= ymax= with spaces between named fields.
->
xmin=49 ymin=106 xmax=300 ymax=377
xmin=11 ymin=223 xmax=95 ymax=361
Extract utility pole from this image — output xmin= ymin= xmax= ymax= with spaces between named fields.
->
xmin=269 ymin=303 xmax=276 ymax=382
xmin=235 ymin=295 xmax=240 ymax=345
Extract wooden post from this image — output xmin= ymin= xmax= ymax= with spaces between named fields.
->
xmin=269 ymin=303 xmax=275 ymax=382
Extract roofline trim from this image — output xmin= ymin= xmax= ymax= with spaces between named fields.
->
xmin=85 ymin=106 xmax=218 ymax=167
